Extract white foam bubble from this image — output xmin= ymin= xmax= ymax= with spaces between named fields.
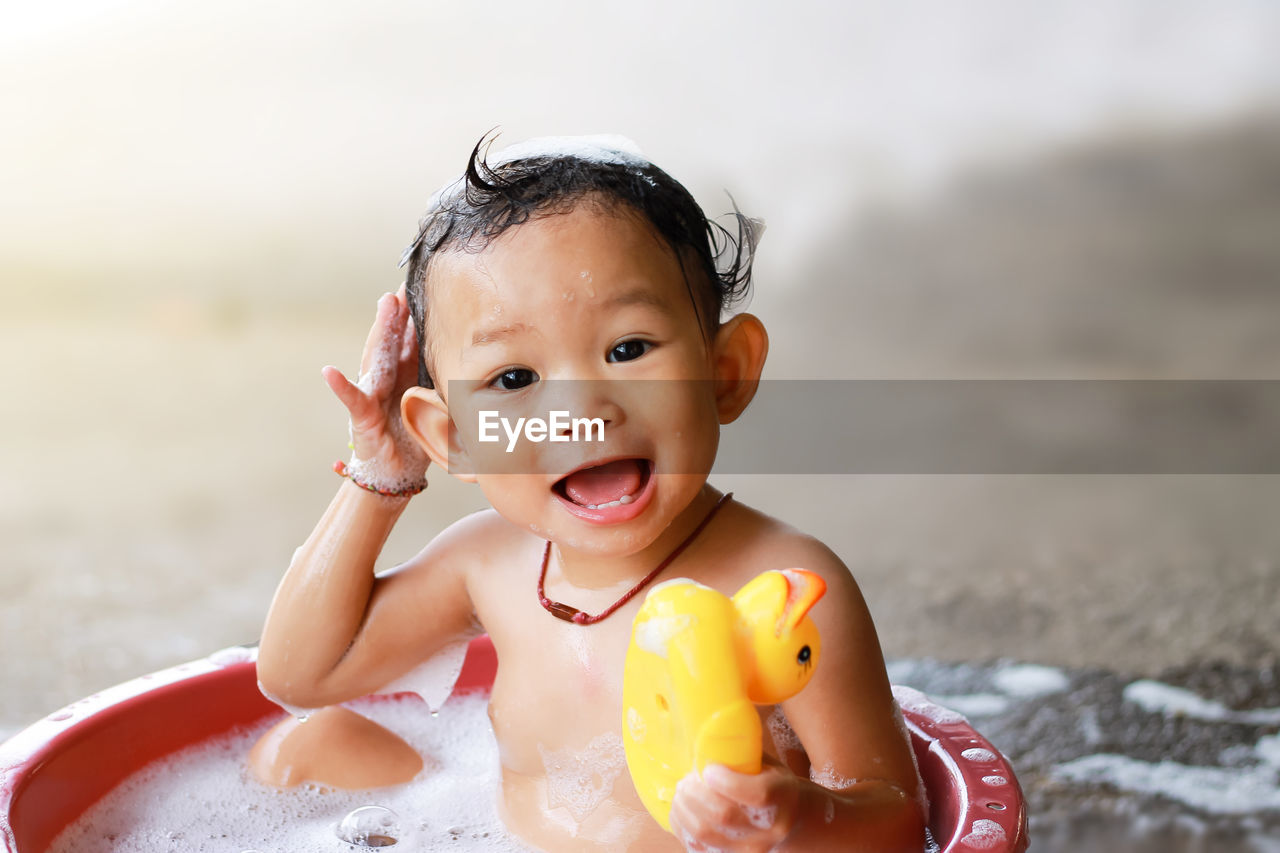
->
xmin=740 ymin=803 xmax=777 ymax=829
xmin=537 ymin=732 xmax=627 ymax=824
xmin=625 ymin=706 xmax=647 ymax=743
xmin=256 ymin=680 xmax=320 ymax=722
xmin=1123 ymin=680 xmax=1280 ymax=725
xmin=959 ymin=817 xmax=1007 ymax=849
xmin=766 ymin=705 xmax=803 ymax=756
xmin=486 ymin=135 xmax=647 ymax=169
xmin=991 ymin=663 xmax=1069 ymax=698
xmin=633 ymin=613 xmax=695 ymax=659
xmin=1053 ymin=749 xmax=1280 ymax=815
xmin=891 ymin=699 xmax=931 ymax=819
xmin=46 ymin=693 xmax=535 ymax=853
xmin=1257 ymin=734 xmax=1280 ymax=768
xmin=930 ymin=693 xmax=1010 ymax=718
xmin=420 ymin=135 xmax=651 ymax=219
xmin=377 ymin=639 xmax=470 ymax=712
xmin=809 ymin=760 xmax=860 ymax=791
xmin=892 ymin=685 xmax=968 ymax=725
xmin=961 ymin=747 xmax=998 ymax=763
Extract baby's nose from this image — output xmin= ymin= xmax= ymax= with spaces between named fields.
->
xmin=548 ymin=380 xmax=624 ymax=435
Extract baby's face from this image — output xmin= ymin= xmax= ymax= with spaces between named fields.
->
xmin=424 ymin=202 xmax=722 ymax=555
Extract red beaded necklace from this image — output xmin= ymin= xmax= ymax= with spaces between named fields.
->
xmin=537 ymin=492 xmax=733 ymax=625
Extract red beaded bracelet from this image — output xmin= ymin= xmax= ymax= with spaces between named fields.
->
xmin=333 ymin=460 xmax=427 ymax=498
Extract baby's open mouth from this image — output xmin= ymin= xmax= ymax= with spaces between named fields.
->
xmin=553 ymin=458 xmax=653 ymax=510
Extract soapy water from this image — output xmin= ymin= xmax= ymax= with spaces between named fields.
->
xmin=334 ymin=805 xmax=404 ymax=848
xmin=536 ymin=731 xmax=627 ymax=823
xmin=891 ymin=657 xmax=1280 ymax=852
xmin=39 ymin=653 xmax=1280 ymax=851
xmin=41 ymin=686 xmax=947 ymax=853
xmin=46 ymin=693 xmax=535 ymax=853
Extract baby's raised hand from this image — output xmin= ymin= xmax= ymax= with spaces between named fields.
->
xmin=322 ymin=286 xmax=429 ymax=493
xmin=669 ymin=759 xmax=802 ymax=852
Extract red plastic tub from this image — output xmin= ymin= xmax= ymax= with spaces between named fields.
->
xmin=0 ymin=637 xmax=1027 ymax=852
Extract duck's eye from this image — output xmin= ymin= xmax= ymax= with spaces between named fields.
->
xmin=607 ymin=339 xmax=652 ymax=363
xmin=490 ymin=368 xmax=537 ymax=390
xmin=797 ymin=645 xmax=811 ymax=665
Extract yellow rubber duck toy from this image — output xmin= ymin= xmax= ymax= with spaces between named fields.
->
xmin=622 ymin=568 xmax=827 ymax=832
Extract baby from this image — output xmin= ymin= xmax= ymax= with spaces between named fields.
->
xmin=254 ymin=135 xmax=926 ymax=852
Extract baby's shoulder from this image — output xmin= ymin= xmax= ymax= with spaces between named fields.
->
xmin=417 ymin=507 xmax=537 ymax=575
xmin=709 ymin=498 xmax=858 ymax=599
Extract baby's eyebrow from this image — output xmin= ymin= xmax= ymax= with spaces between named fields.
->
xmin=470 ymin=322 xmax=532 ymax=347
xmin=603 ymin=288 xmax=672 ymax=314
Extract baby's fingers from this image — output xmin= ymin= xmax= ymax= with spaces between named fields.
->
xmin=358 ymin=293 xmax=407 ymax=396
xmin=322 ymin=365 xmax=378 ymax=428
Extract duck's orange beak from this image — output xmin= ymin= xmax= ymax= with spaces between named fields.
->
xmin=777 ymin=568 xmax=827 ymax=636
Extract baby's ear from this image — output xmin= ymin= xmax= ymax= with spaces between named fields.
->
xmin=711 ymin=313 xmax=768 ymax=425
xmin=401 ymin=387 xmax=478 ymax=484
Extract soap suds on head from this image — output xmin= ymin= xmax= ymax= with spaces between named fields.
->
xmin=421 ymin=134 xmax=650 ymax=221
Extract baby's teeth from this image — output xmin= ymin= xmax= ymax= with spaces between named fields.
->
xmin=583 ymin=494 xmax=638 ymax=511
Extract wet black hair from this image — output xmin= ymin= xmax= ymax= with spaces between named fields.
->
xmin=401 ymin=133 xmax=760 ymax=388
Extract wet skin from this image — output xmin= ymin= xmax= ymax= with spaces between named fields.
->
xmin=256 ymin=201 xmax=925 ymax=852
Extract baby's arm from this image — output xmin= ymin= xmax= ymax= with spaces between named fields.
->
xmin=670 ymin=541 xmax=926 ymax=852
xmin=257 ymin=289 xmax=476 ymax=709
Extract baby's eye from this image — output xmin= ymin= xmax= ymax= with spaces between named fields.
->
xmin=607 ymin=339 xmax=653 ymax=363
xmin=489 ymin=368 xmax=538 ymax=391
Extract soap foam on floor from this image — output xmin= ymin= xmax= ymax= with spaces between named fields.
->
xmin=47 ymin=693 xmax=535 ymax=853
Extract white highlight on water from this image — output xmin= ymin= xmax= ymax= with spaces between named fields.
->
xmin=930 ymin=693 xmax=1011 ymax=718
xmin=990 ymin=663 xmax=1070 ymax=698
xmin=1054 ymin=733 xmax=1280 ymax=815
xmin=46 ymin=693 xmax=534 ymax=853
xmin=1124 ymin=679 xmax=1280 ymax=725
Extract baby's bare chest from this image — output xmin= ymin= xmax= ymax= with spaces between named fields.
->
xmin=486 ymin=618 xmax=632 ymax=770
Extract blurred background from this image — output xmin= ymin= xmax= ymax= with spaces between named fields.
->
xmin=3 ymin=0 xmax=1280 ymax=848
